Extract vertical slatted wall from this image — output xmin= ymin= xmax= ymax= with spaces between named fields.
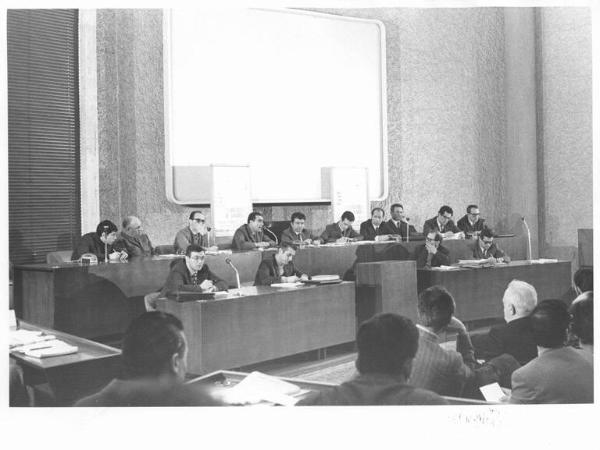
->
xmin=8 ymin=9 xmax=81 ymax=265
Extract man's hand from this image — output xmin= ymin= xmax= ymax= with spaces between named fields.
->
xmin=300 ymin=274 xmax=309 ymax=281
xmin=200 ymin=279 xmax=216 ymax=292
xmin=336 ymin=237 xmax=350 ymax=244
xmin=303 ymin=238 xmax=313 ymax=245
xmin=109 ymin=251 xmax=128 ymax=262
xmin=206 ymin=245 xmax=219 ymax=252
xmin=281 ymin=275 xmax=298 ymax=283
xmin=425 ymin=242 xmax=437 ymax=254
xmin=256 ymin=241 xmax=270 ymax=248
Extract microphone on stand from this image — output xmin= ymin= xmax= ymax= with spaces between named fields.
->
xmin=404 ymin=218 xmax=410 ymax=243
xmin=225 ymin=258 xmax=242 ymax=296
xmin=103 ymin=225 xmax=109 ymax=263
xmin=521 ymin=217 xmax=532 ymax=261
xmin=206 ymin=226 xmax=213 ymax=248
xmin=263 ymin=225 xmax=279 ymax=246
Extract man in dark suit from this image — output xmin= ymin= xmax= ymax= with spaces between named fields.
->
xmin=471 ymin=279 xmax=538 ymax=365
xmin=280 ymin=211 xmax=320 ymax=245
xmin=573 ymin=267 xmax=593 ymax=295
xmin=414 ymin=231 xmax=450 ymax=268
xmin=359 ymin=207 xmax=390 ymax=241
xmin=254 ymin=243 xmax=308 ymax=286
xmin=71 ymin=219 xmax=128 ymax=262
xmin=319 ymin=210 xmax=363 ymax=243
xmin=471 ymin=227 xmax=511 ymax=263
xmin=298 ymin=313 xmax=447 ymax=405
xmin=456 ymin=204 xmax=486 ymax=239
xmin=381 ymin=203 xmax=418 ymax=241
xmin=116 ymin=215 xmax=154 ymax=257
xmin=422 ymin=205 xmax=464 ymax=239
xmin=231 ymin=211 xmax=276 ymax=251
xmin=510 ymin=299 xmax=593 ymax=404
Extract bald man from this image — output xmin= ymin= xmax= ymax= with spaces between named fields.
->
xmin=115 ymin=216 xmax=154 ymax=257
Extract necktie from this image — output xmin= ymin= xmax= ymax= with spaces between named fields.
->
xmin=191 ymin=272 xmax=198 ymax=285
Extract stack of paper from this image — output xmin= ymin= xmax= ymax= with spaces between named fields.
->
xmin=531 ymin=258 xmax=559 ymax=264
xmin=9 ymin=329 xmax=56 ymax=349
xmin=270 ymin=282 xmax=304 ymax=288
xmin=431 ymin=265 xmax=460 ymax=271
xmin=12 ymin=338 xmax=78 ymax=358
xmin=219 ymin=371 xmax=308 ymax=406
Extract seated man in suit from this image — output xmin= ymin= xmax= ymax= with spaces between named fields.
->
xmin=280 ymin=212 xmax=320 ymax=246
xmin=254 ymin=243 xmax=309 ymax=286
xmin=570 ymin=291 xmax=593 ymax=365
xmin=160 ymin=244 xmax=228 ymax=297
xmin=298 ymin=313 xmax=448 ymax=405
xmin=359 ymin=207 xmax=391 ymax=241
xmin=509 ymin=299 xmax=593 ymax=404
xmin=76 ymin=312 xmax=222 ymax=406
xmin=471 ymin=279 xmax=538 ymax=365
xmin=422 ymin=205 xmax=464 ymax=239
xmin=319 ymin=210 xmax=363 ymax=243
xmin=472 ymin=227 xmax=511 ymax=263
xmin=71 ymin=219 xmax=128 ymax=262
xmin=231 ymin=212 xmax=275 ymax=251
xmin=116 ymin=216 xmax=154 ymax=257
xmin=381 ymin=203 xmax=417 ymax=241
xmin=573 ymin=267 xmax=593 ymax=295
xmin=414 ymin=231 xmax=450 ymax=268
xmin=456 ymin=204 xmax=486 ymax=239
xmin=174 ymin=210 xmax=218 ymax=254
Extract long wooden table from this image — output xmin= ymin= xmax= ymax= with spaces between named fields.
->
xmin=10 ymin=321 xmax=121 ymax=406
xmin=417 ymin=260 xmax=572 ymax=321
xmin=156 ymin=282 xmax=356 ymax=375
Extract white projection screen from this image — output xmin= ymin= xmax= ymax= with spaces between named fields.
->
xmin=164 ymin=8 xmax=387 ymax=204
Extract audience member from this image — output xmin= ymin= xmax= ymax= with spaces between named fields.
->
xmin=414 ymin=231 xmax=450 ymax=268
xmin=254 ymin=243 xmax=308 ymax=286
xmin=298 ymin=313 xmax=447 ymax=405
xmin=75 ymin=312 xmax=222 ymax=406
xmin=232 ymin=212 xmax=275 ymax=251
xmin=161 ymin=244 xmax=228 ymax=297
xmin=456 ymin=204 xmax=485 ymax=239
xmin=116 ymin=216 xmax=154 ymax=257
xmin=471 ymin=280 xmax=538 ymax=365
xmin=71 ymin=219 xmax=128 ymax=262
xmin=422 ymin=205 xmax=464 ymax=239
xmin=174 ymin=211 xmax=218 ymax=254
xmin=509 ymin=299 xmax=593 ymax=404
xmin=471 ymin=227 xmax=510 ymax=263
xmin=381 ymin=203 xmax=417 ymax=240
xmin=320 ymin=211 xmax=363 ymax=243
xmin=359 ymin=207 xmax=389 ymax=241
xmin=280 ymin=212 xmax=319 ymax=245
xmin=573 ymin=267 xmax=593 ymax=295
xmin=570 ymin=291 xmax=593 ymax=365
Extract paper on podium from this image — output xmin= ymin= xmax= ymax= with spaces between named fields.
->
xmin=10 ymin=329 xmax=56 ymax=349
xmin=431 ymin=265 xmax=459 ymax=271
xmin=220 ymin=371 xmax=308 ymax=406
xmin=479 ymin=382 xmax=507 ymax=403
xmin=16 ymin=339 xmax=78 ymax=358
xmin=270 ymin=282 xmax=304 ymax=288
xmin=457 ymin=259 xmax=489 ymax=265
xmin=532 ymin=258 xmax=559 ymax=264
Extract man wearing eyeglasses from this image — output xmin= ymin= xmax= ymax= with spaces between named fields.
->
xmin=414 ymin=231 xmax=450 ymax=269
xmin=160 ymin=244 xmax=228 ymax=297
xmin=456 ymin=205 xmax=486 ymax=239
xmin=472 ymin=228 xmax=511 ymax=263
xmin=422 ymin=205 xmax=464 ymax=239
xmin=174 ymin=211 xmax=218 ymax=254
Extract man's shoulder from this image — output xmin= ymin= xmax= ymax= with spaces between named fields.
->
xmin=456 ymin=215 xmax=468 ymax=226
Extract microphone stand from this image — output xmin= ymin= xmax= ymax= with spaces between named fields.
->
xmin=264 ymin=225 xmax=278 ymax=246
xmin=103 ymin=225 xmax=109 ymax=263
xmin=405 ymin=220 xmax=410 ymax=243
xmin=225 ymin=258 xmax=243 ymax=296
xmin=206 ymin=226 xmax=213 ymax=248
xmin=521 ymin=217 xmax=532 ymax=262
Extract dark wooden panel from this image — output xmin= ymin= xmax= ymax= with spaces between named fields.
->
xmin=578 ymin=228 xmax=593 ymax=267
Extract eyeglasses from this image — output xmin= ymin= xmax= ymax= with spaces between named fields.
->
xmin=426 ymin=237 xmax=438 ymax=243
xmin=189 ymin=255 xmax=205 ymax=261
xmin=469 ymin=212 xmax=481 ymax=216
xmin=482 ymin=240 xmax=493 ymax=245
xmin=191 ymin=218 xmax=205 ymax=223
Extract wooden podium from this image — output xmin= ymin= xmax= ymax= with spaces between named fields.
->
xmin=355 ymin=260 xmax=418 ymax=326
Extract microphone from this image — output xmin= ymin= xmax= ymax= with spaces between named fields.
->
xmin=263 ymin=225 xmax=278 ymax=245
xmin=521 ymin=217 xmax=532 ymax=261
xmin=225 ymin=258 xmax=242 ymax=296
xmin=206 ymin=226 xmax=212 ymax=248
xmin=103 ymin=225 xmax=109 ymax=263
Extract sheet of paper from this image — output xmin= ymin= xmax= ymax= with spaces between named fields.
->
xmin=270 ymin=282 xmax=304 ymax=288
xmin=220 ymin=371 xmax=305 ymax=406
xmin=479 ymin=382 xmax=506 ymax=402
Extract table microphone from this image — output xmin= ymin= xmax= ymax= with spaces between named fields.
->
xmin=225 ymin=258 xmax=242 ymax=296
xmin=206 ymin=226 xmax=212 ymax=248
xmin=103 ymin=225 xmax=109 ymax=263
xmin=521 ymin=217 xmax=532 ymax=261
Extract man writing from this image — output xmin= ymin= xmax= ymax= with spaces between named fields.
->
xmin=472 ymin=227 xmax=511 ymax=263
xmin=174 ymin=211 xmax=218 ymax=254
xmin=71 ymin=219 xmax=128 ymax=262
xmin=232 ymin=212 xmax=275 ymax=251
xmin=320 ymin=211 xmax=363 ymax=243
xmin=280 ymin=212 xmax=319 ymax=245
xmin=254 ymin=243 xmax=309 ymax=286
xmin=422 ymin=205 xmax=464 ymax=239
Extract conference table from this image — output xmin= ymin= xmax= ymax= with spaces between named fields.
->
xmin=13 ymin=235 xmax=530 ymax=339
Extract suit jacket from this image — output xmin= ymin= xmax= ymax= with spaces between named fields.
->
xmin=297 ymin=372 xmax=447 ymax=406
xmin=254 ymin=254 xmax=304 ymax=286
xmin=280 ymin=226 xmax=316 ymax=245
xmin=414 ymin=243 xmax=451 ymax=268
xmin=160 ymin=258 xmax=228 ymax=296
xmin=381 ymin=219 xmax=417 ymax=238
xmin=510 ymin=346 xmax=593 ymax=404
xmin=319 ymin=222 xmax=362 ymax=243
xmin=71 ymin=232 xmax=115 ymax=261
xmin=359 ymin=219 xmax=387 ymax=241
xmin=471 ymin=316 xmax=537 ymax=366
xmin=422 ymin=216 xmax=459 ymax=236
xmin=472 ymin=241 xmax=506 ymax=259
xmin=231 ymin=224 xmax=275 ymax=251
xmin=115 ymin=232 xmax=153 ymax=257
xmin=173 ymin=226 xmax=209 ymax=254
xmin=409 ymin=326 xmax=472 ymax=396
xmin=456 ymin=215 xmax=486 ymax=237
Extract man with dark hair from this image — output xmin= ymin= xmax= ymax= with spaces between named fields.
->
xmin=509 ymin=299 xmax=593 ymax=404
xmin=298 ymin=313 xmax=447 ymax=405
xmin=414 ymin=231 xmax=450 ymax=268
xmin=471 ymin=280 xmax=538 ymax=365
xmin=319 ymin=211 xmax=363 ymax=243
xmin=456 ymin=204 xmax=486 ymax=239
xmin=359 ymin=207 xmax=390 ymax=241
xmin=116 ymin=216 xmax=154 ymax=257
xmin=573 ymin=267 xmax=593 ymax=295
xmin=382 ymin=203 xmax=417 ymax=240
xmin=161 ymin=244 xmax=228 ymax=297
xmin=472 ymin=228 xmax=510 ymax=263
xmin=75 ymin=312 xmax=221 ymax=406
xmin=174 ymin=210 xmax=218 ymax=254
xmin=231 ymin=212 xmax=275 ymax=251
xmin=71 ymin=219 xmax=128 ymax=261
xmin=254 ymin=243 xmax=308 ymax=286
xmin=570 ymin=291 xmax=593 ymax=364
xmin=422 ymin=205 xmax=463 ymax=239
xmin=280 ymin=212 xmax=320 ymax=245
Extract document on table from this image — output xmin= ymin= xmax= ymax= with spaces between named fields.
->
xmin=479 ymin=382 xmax=507 ymax=402
xmin=531 ymin=258 xmax=559 ymax=264
xmin=9 ymin=329 xmax=56 ymax=349
xmin=270 ymin=282 xmax=304 ymax=288
xmin=12 ymin=338 xmax=78 ymax=358
xmin=430 ymin=265 xmax=460 ymax=271
xmin=220 ymin=371 xmax=309 ymax=406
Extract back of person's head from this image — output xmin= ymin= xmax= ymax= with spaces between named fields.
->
xmin=570 ymin=292 xmax=593 ymax=345
xmin=355 ymin=313 xmax=418 ymax=376
xmin=185 ymin=244 xmax=206 ymax=257
xmin=96 ymin=219 xmax=118 ymax=237
xmin=417 ymin=286 xmax=455 ymax=331
xmin=341 ymin=211 xmax=355 ymax=222
xmin=530 ymin=299 xmax=571 ymax=349
xmin=121 ymin=312 xmax=186 ymax=379
xmin=573 ymin=268 xmax=593 ymax=294
xmin=503 ymin=279 xmax=538 ymax=317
